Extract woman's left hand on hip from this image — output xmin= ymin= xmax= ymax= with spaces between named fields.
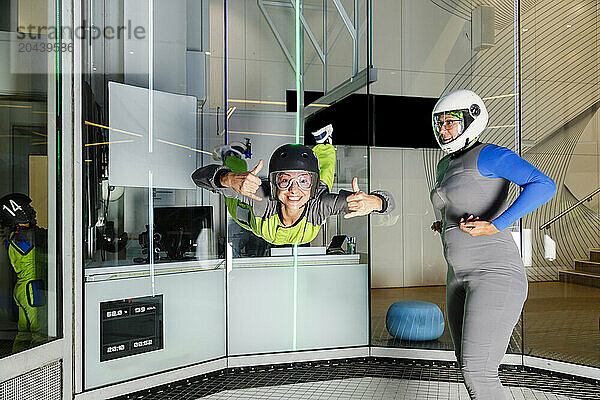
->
xmin=459 ymin=215 xmax=499 ymax=236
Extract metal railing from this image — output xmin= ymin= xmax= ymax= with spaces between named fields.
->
xmin=539 ymin=186 xmax=600 ymax=230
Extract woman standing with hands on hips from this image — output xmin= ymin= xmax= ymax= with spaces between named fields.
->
xmin=429 ymin=89 xmax=556 ymax=400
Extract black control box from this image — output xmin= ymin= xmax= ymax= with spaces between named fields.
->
xmin=100 ymin=295 xmax=163 ymax=362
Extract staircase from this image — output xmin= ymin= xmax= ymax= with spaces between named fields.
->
xmin=559 ymin=249 xmax=600 ymax=288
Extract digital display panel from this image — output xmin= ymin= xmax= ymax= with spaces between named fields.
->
xmin=100 ymin=295 xmax=163 ymax=361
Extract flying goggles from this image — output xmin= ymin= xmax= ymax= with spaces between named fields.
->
xmin=273 ymin=171 xmax=313 ymax=191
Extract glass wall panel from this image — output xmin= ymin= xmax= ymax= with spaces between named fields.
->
xmin=369 ymin=0 xmax=476 ymax=352
xmin=522 ymin=0 xmax=600 ymax=368
xmin=369 ymin=0 xmax=522 ymax=356
xmin=370 ymin=147 xmax=449 ymax=349
xmin=81 ymin=0 xmax=226 ymax=389
xmin=223 ymin=0 xmax=371 ymax=356
xmin=368 ymin=0 xmax=600 ymax=373
xmin=470 ymin=2 xmax=522 ymax=356
xmin=0 ymin=0 xmax=62 ymax=357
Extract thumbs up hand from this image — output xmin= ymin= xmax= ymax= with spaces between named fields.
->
xmin=344 ymin=177 xmax=384 ymax=219
xmin=220 ymin=159 xmax=264 ymax=201
xmin=351 ymin=176 xmax=360 ymax=193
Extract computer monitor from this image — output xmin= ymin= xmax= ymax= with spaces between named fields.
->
xmin=153 ymin=206 xmax=212 ymax=260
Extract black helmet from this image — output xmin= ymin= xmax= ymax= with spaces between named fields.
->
xmin=0 ymin=193 xmax=36 ymax=228
xmin=268 ymin=144 xmax=320 ymax=200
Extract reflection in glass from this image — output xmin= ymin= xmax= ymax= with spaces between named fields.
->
xmin=0 ymin=194 xmax=48 ymax=353
xmin=82 ymin=0 xmax=224 ymax=268
xmin=0 ymin=0 xmax=60 ymax=357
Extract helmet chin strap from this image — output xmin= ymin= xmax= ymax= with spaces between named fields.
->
xmin=449 ymin=136 xmax=477 ymax=157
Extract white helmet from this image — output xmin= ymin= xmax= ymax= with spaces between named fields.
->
xmin=432 ymin=89 xmax=488 ymax=154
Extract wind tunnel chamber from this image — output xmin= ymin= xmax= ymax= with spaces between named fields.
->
xmin=74 ymin=0 xmax=600 ymax=396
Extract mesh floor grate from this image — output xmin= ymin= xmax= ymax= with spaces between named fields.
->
xmin=113 ymin=358 xmax=600 ymax=400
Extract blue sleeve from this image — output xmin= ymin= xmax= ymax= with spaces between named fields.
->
xmin=477 ymin=144 xmax=557 ymax=231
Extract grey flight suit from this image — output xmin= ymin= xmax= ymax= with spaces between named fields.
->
xmin=430 ymin=143 xmax=528 ymax=400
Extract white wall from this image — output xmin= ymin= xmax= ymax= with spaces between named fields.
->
xmin=0 ymin=32 xmax=47 ymax=95
xmin=209 ymin=0 xmax=368 ymax=109
xmin=123 ymin=0 xmax=188 ymax=94
xmin=206 ymin=0 xmax=472 ymax=101
xmin=370 ymin=147 xmax=446 ymax=288
xmin=370 ymin=0 xmax=472 ymax=98
xmin=212 ymin=0 xmax=472 ymax=103
xmin=209 ymin=0 xmax=295 ymax=110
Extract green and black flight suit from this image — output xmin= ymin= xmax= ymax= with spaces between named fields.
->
xmin=6 ymin=227 xmax=48 ymax=352
xmin=192 ymin=144 xmax=395 ymax=245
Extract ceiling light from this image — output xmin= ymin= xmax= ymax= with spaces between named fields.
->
xmin=228 ymin=130 xmax=295 ymax=138
xmin=155 ymin=138 xmax=212 ymax=155
xmin=84 ymin=121 xmax=144 ymax=138
xmin=483 ymin=93 xmax=517 ymax=100
xmin=85 ymin=140 xmax=134 ymax=147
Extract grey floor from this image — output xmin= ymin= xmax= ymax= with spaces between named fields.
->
xmin=114 ymin=358 xmax=600 ymax=400
xmin=200 ymin=377 xmax=576 ymax=400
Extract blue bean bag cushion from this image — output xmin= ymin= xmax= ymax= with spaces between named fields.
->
xmin=386 ymin=301 xmax=444 ymax=341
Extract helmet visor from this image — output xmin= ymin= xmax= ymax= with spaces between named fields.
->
xmin=432 ymin=110 xmax=467 ymax=145
xmin=274 ymin=171 xmax=313 ymax=191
